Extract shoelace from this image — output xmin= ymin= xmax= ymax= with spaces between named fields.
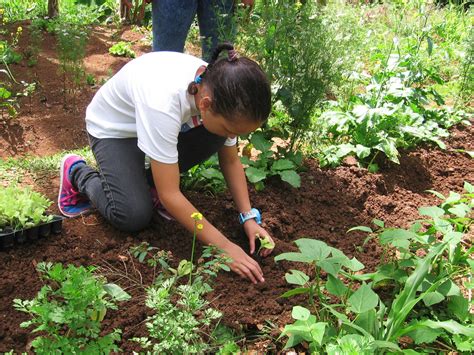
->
xmin=60 ymin=188 xmax=87 ymax=207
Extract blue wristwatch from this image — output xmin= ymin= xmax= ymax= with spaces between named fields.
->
xmin=239 ymin=208 xmax=262 ymax=225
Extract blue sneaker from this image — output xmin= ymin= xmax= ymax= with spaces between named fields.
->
xmin=58 ymin=154 xmax=91 ymax=217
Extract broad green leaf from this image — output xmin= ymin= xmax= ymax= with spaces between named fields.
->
xmin=448 ymin=295 xmax=469 ymax=322
xmin=309 ymin=322 xmax=326 ymax=345
xmin=250 ymin=131 xmax=272 ymax=152
xmin=274 ymin=252 xmax=313 ymax=263
xmin=292 ymin=306 xmax=310 ymax=321
xmin=406 ymin=326 xmax=443 ymax=345
xmin=285 ymin=270 xmax=309 ymax=286
xmin=438 ymin=279 xmax=460 ymax=297
xmin=422 ymin=291 xmax=445 ymax=307
xmin=453 ymin=334 xmax=474 ymax=351
xmin=103 ymin=283 xmax=131 ymax=301
xmin=280 ymin=287 xmax=310 ymax=298
xmin=245 ymin=167 xmax=267 ymax=183
xmin=445 ymin=191 xmax=462 ymax=204
xmin=418 ymin=206 xmax=445 ymax=218
xmin=355 ymin=144 xmax=371 ymax=159
xmin=271 ymin=159 xmax=294 ymax=171
xmin=464 ymin=181 xmax=473 ymax=193
xmin=373 ymin=219 xmax=385 ymax=228
xmin=419 ymin=319 xmax=474 ymax=337
xmin=379 ymin=229 xmax=417 ymax=246
xmin=280 ymin=287 xmax=309 ymax=298
xmin=343 ymin=257 xmax=365 ymax=272
xmin=326 ymin=274 xmax=348 ymax=297
xmin=354 ymin=309 xmax=377 ymax=336
xmin=448 ymin=203 xmax=470 ymax=218
xmin=294 ymin=239 xmax=331 ymax=262
xmin=347 ymin=226 xmax=373 ymax=233
xmin=318 ymin=259 xmax=341 ymax=276
xmin=278 ymin=170 xmax=301 ymax=188
xmin=348 ymin=283 xmax=379 ymax=314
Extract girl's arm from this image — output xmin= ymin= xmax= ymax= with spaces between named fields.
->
xmin=150 ymin=159 xmax=265 ymax=283
xmin=218 ymin=145 xmax=274 ymax=257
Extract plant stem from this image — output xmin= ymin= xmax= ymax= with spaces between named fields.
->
xmin=189 ymin=223 xmax=198 ymax=285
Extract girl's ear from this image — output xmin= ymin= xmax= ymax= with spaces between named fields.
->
xmin=198 ymin=95 xmax=212 ymax=113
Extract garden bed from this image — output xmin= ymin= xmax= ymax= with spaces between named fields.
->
xmin=0 ymin=24 xmax=472 ymax=352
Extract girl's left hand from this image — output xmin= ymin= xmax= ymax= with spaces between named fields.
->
xmin=243 ymin=220 xmax=275 ymax=257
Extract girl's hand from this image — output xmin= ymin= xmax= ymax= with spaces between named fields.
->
xmin=223 ymin=242 xmax=264 ymax=284
xmin=243 ymin=220 xmax=275 ymax=257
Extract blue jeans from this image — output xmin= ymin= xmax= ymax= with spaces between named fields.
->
xmin=151 ymin=0 xmax=235 ymax=61
xmin=73 ymin=126 xmax=226 ymax=232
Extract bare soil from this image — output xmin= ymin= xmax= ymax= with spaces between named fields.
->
xmin=0 ymin=24 xmax=473 ymax=352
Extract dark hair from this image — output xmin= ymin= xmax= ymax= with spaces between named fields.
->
xmin=188 ymin=43 xmax=271 ymax=123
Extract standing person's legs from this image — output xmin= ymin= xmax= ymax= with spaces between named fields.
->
xmin=197 ymin=0 xmax=235 ymax=61
xmin=151 ymin=0 xmax=197 ymax=52
xmin=71 ymin=136 xmax=153 ymax=232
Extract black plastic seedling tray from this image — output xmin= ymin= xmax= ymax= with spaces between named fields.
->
xmin=0 ymin=215 xmax=64 ymax=250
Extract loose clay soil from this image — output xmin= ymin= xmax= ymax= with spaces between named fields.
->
xmin=0 ymin=23 xmax=473 ymax=352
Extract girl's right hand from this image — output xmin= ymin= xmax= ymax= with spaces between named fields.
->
xmin=223 ymin=242 xmax=264 ymax=284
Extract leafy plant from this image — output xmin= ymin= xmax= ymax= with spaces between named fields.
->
xmin=316 ymin=50 xmax=469 ymax=169
xmin=131 ymin=214 xmax=231 ymax=353
xmin=13 ymin=262 xmax=130 ymax=354
xmin=108 ymin=41 xmax=136 ymax=58
xmin=238 ymin=0 xmax=362 ymax=152
xmin=257 ymin=233 xmax=275 ymax=254
xmin=276 ymin=185 xmax=473 ymax=352
xmin=181 ymin=154 xmax=226 ymax=195
xmin=0 ymin=185 xmax=53 ymax=230
xmin=241 ymin=131 xmax=302 ymax=190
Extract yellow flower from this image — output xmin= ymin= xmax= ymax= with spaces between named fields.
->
xmin=191 ymin=212 xmax=203 ymax=221
xmin=197 ymin=223 xmax=204 ymax=230
xmin=17 ymin=26 xmax=22 ymax=32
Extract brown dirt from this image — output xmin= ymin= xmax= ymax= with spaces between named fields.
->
xmin=0 ymin=24 xmax=473 ymax=352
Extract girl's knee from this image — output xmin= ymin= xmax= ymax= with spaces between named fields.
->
xmin=108 ymin=204 xmax=153 ymax=233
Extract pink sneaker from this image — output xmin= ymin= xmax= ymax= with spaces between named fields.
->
xmin=58 ymin=154 xmax=91 ymax=217
xmin=150 ymin=187 xmax=174 ymax=221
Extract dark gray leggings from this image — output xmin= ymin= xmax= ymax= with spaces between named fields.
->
xmin=72 ymin=125 xmax=226 ymax=232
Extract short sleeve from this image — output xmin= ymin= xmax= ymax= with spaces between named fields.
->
xmin=224 ymin=137 xmax=237 ymax=146
xmin=135 ymin=101 xmax=181 ymax=164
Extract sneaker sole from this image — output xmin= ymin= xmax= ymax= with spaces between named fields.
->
xmin=58 ymin=153 xmax=86 ymax=218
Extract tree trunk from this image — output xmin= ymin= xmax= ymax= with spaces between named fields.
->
xmin=48 ymin=0 xmax=59 ymax=18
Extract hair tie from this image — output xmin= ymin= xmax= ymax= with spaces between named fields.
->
xmin=228 ymin=49 xmax=238 ymax=61
xmin=195 ymin=75 xmax=202 ymax=84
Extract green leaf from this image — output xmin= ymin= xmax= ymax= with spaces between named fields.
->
xmin=271 ymin=159 xmax=294 ymax=171
xmin=448 ymin=295 xmax=469 ymax=322
xmin=426 ymin=189 xmax=445 ymax=200
xmin=285 ymin=270 xmax=309 ymax=286
xmin=103 ymin=283 xmax=131 ymax=301
xmin=347 ymin=226 xmax=373 ymax=233
xmin=294 ymin=239 xmax=331 ymax=262
xmin=326 ymin=274 xmax=348 ymax=297
xmin=422 ymin=291 xmax=445 ymax=307
xmin=278 ymin=170 xmax=301 ymax=188
xmin=280 ymin=287 xmax=310 ymax=298
xmin=406 ymin=326 xmax=443 ymax=345
xmin=274 ymin=252 xmax=313 ymax=263
xmin=355 ymin=144 xmax=371 ymax=159
xmin=464 ymin=181 xmax=473 ymax=193
xmin=379 ymin=229 xmax=417 ymax=247
xmin=348 ymin=283 xmax=379 ymax=314
xmin=373 ymin=219 xmax=385 ymax=228
xmin=292 ymin=306 xmax=310 ymax=321
xmin=418 ymin=206 xmax=445 ymax=218
xmin=419 ymin=320 xmax=474 ymax=338
xmin=309 ymin=322 xmax=326 ymax=345
xmin=448 ymin=203 xmax=470 ymax=218
xmin=426 ymin=36 xmax=433 ymax=56
xmin=245 ymin=167 xmax=267 ymax=183
xmin=250 ymin=131 xmax=272 ymax=152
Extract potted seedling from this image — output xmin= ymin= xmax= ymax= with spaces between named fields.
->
xmin=0 ymin=185 xmax=63 ymax=247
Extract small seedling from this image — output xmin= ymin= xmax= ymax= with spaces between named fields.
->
xmin=257 ymin=233 xmax=275 ymax=254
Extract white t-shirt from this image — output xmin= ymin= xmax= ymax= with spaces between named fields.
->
xmin=85 ymin=52 xmax=236 ymax=164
